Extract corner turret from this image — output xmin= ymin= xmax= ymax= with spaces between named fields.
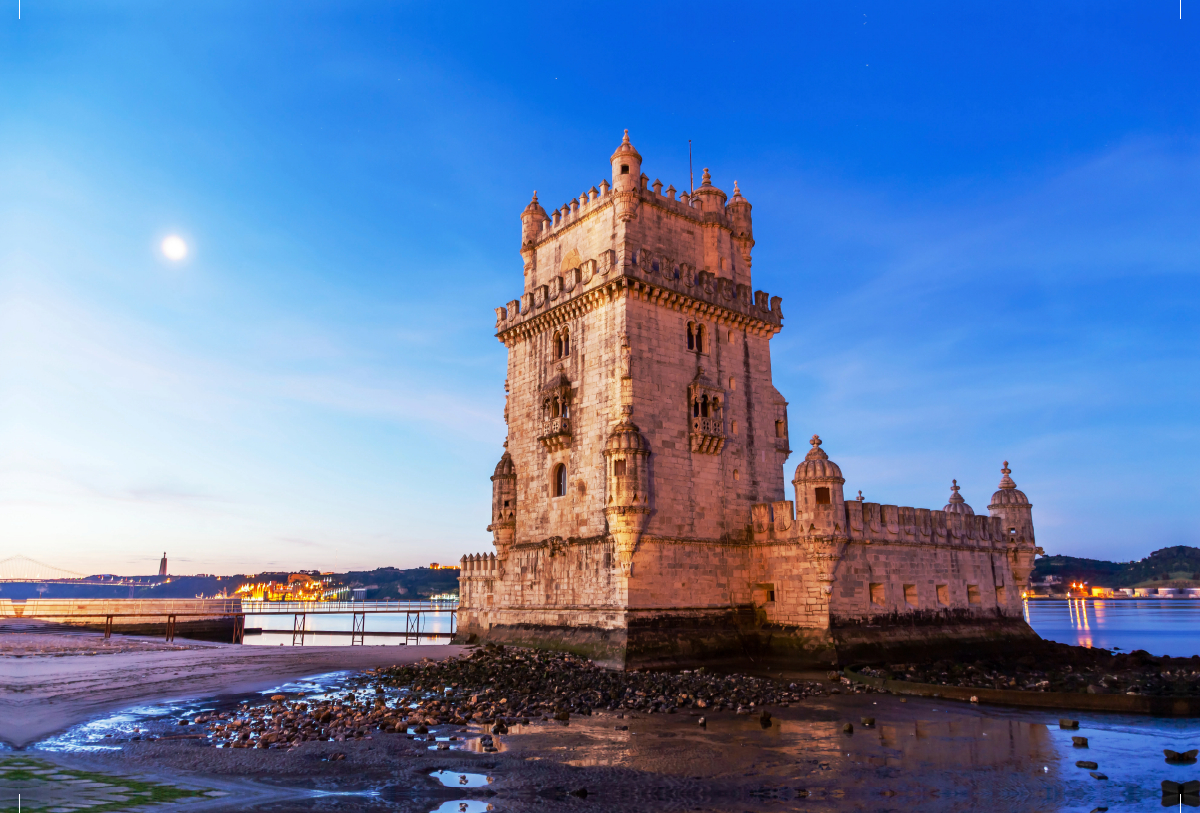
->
xmin=488 ymin=450 xmax=517 ymax=560
xmin=603 ymin=413 xmax=650 ymax=575
xmin=943 ymin=480 xmax=974 ymax=515
xmin=610 ymin=130 xmax=642 ymax=223
xmin=988 ymin=461 xmax=1040 ymax=590
xmin=726 ymin=180 xmax=754 ymax=269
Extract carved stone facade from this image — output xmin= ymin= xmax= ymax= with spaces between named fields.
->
xmin=457 ymin=133 xmax=1043 ymax=668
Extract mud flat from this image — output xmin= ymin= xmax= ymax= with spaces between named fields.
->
xmin=0 ymin=631 xmax=464 ymax=747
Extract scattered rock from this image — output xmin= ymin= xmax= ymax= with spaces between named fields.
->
xmin=697 ymin=717 xmax=706 ymax=727
xmin=1075 ymin=760 xmax=1098 ymax=770
xmin=1072 ymin=736 xmax=1088 ymax=747
xmin=270 ymin=694 xmax=286 ymax=701
xmin=860 ymin=717 xmax=875 ymax=727
xmin=1165 ymin=749 xmax=1199 ymax=764
xmin=1089 ymin=772 xmax=1108 ymax=780
xmin=614 ymin=725 xmax=628 ymax=731
xmin=842 ymin=723 xmax=854 ymax=734
xmin=1060 ymin=719 xmax=1079 ymax=729
xmin=569 ymin=788 xmax=588 ymax=798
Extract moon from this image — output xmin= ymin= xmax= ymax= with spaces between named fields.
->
xmin=161 ymin=235 xmax=188 ymax=261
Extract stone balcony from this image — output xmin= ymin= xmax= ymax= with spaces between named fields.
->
xmin=690 ymin=416 xmax=725 ymax=454
xmin=538 ymin=417 xmax=572 ymax=451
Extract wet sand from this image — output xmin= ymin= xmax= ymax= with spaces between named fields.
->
xmin=0 ymin=631 xmax=464 ymax=747
xmin=32 ymin=693 xmax=1196 ymax=812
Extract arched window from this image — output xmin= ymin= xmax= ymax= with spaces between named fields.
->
xmin=692 ymin=399 xmax=700 ymax=417
xmin=614 ymin=459 xmax=627 ymax=477
xmin=700 ymin=395 xmax=709 ymax=418
xmin=687 ymin=323 xmax=695 ymax=350
xmin=562 ymin=331 xmax=569 ymax=356
xmin=712 ymin=397 xmax=721 ymax=416
xmin=553 ymin=464 xmax=567 ymax=498
xmin=554 ymin=332 xmax=563 ymax=358
xmin=550 ymin=397 xmax=560 ymax=418
xmin=696 ymin=325 xmax=706 ymax=353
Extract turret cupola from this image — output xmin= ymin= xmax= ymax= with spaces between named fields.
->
xmin=488 ymin=449 xmax=518 ymax=558
xmin=792 ymin=435 xmax=846 ymax=525
xmin=943 ymin=479 xmax=974 ymax=515
xmin=520 ymin=191 xmax=549 ymax=248
xmin=691 ymin=167 xmax=728 ymax=214
xmin=989 ymin=461 xmax=1029 ymax=506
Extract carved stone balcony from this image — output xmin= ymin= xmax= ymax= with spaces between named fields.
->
xmin=538 ymin=417 xmax=572 ymax=451
xmin=690 ymin=416 xmax=725 ymax=454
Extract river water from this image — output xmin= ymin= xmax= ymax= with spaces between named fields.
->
xmin=1025 ymin=598 xmax=1200 ymax=657
xmin=242 ymin=602 xmax=456 ymax=647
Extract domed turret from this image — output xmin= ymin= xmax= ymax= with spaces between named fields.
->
xmin=793 ymin=434 xmax=844 ymax=482
xmin=792 ymin=435 xmax=847 ymax=528
xmin=987 ymin=461 xmax=1038 ymax=589
xmin=610 ymin=130 xmax=643 ymax=224
xmin=943 ymin=479 xmax=974 ymax=515
xmin=989 ymin=461 xmax=1030 ymax=506
xmin=726 ymin=180 xmax=754 ymax=269
xmin=691 ymin=167 xmax=728 ymax=215
xmin=520 ymin=191 xmax=549 ymax=248
xmin=488 ymin=450 xmax=517 ymax=557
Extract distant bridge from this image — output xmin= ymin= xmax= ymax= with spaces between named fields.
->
xmin=0 ymin=555 xmax=158 ymax=586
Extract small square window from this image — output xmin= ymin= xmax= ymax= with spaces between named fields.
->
xmin=936 ymin=585 xmax=949 ymax=605
xmin=869 ymin=583 xmax=885 ymax=605
xmin=903 ymin=584 xmax=918 ymax=607
xmin=967 ymin=584 xmax=982 ymax=605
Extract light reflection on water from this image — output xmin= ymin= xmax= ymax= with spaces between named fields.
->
xmin=1026 ymin=598 xmax=1200 ymax=656
xmin=243 ymin=611 xmax=455 ymax=647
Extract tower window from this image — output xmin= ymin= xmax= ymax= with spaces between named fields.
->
xmin=687 ymin=323 xmax=695 ymax=350
xmin=553 ymin=330 xmax=570 ymax=359
xmin=620 ymin=165 xmax=629 ymax=175
xmin=700 ymin=395 xmax=709 ymax=418
xmin=733 ymin=469 xmax=740 ymax=481
xmin=775 ymin=420 xmax=786 ymax=438
xmin=814 ymin=487 xmax=831 ymax=505
xmin=732 ymin=420 xmax=738 ymax=435
xmin=692 ymin=399 xmax=699 ymax=417
xmin=729 ymin=376 xmax=735 ymax=390
xmin=614 ymin=459 xmax=627 ymax=476
xmin=696 ymin=325 xmax=705 ymax=353
xmin=553 ymin=464 xmax=567 ymax=498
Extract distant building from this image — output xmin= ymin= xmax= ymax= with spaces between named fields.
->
xmin=158 ymin=552 xmax=167 ymax=577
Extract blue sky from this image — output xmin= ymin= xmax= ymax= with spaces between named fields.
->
xmin=2 ymin=2 xmax=1197 ymax=575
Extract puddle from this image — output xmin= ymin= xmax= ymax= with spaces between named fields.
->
xmin=429 ymin=770 xmax=493 ymax=788
xmin=427 ymin=802 xmax=494 ymax=813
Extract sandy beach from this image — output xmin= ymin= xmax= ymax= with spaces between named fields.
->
xmin=0 ymin=631 xmax=464 ymax=747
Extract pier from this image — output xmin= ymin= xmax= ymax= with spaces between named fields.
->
xmin=0 ymin=598 xmax=458 ymax=645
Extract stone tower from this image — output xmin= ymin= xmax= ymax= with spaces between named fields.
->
xmin=988 ymin=462 xmax=1038 ymax=588
xmin=459 ymin=132 xmax=1039 ymax=669
xmin=493 ymin=131 xmax=788 ymax=566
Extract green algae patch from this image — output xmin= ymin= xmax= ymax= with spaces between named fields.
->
xmin=0 ymin=756 xmax=210 ymax=812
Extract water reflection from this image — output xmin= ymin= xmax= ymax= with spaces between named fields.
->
xmin=1026 ymin=599 xmax=1200 ymax=656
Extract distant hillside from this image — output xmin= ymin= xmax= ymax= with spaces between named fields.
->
xmin=1034 ymin=545 xmax=1200 ymax=588
xmin=0 ymin=566 xmax=461 ymax=601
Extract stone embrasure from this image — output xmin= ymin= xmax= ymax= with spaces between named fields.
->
xmin=458 ymin=132 xmax=1042 ymax=669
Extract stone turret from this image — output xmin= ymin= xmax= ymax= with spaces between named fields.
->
xmin=691 ymin=167 xmax=727 ymax=215
xmin=726 ymin=181 xmax=754 ymax=268
xmin=520 ymin=192 xmax=548 ymax=249
xmin=610 ymin=130 xmax=642 ymax=223
xmin=792 ymin=435 xmax=848 ymax=599
xmin=988 ymin=462 xmax=1040 ymax=590
xmin=943 ymin=480 xmax=974 ymax=515
xmin=603 ymin=414 xmax=650 ymax=575
xmin=488 ymin=450 xmax=517 ymax=560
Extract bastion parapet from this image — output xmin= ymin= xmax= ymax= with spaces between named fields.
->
xmin=457 ymin=132 xmax=1043 ymax=669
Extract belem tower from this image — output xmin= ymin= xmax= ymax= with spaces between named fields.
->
xmin=456 ymin=132 xmax=1044 ymax=668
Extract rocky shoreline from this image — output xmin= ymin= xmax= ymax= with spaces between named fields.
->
xmin=192 ymin=644 xmax=870 ymax=749
xmin=857 ymin=640 xmax=1200 ymax=697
